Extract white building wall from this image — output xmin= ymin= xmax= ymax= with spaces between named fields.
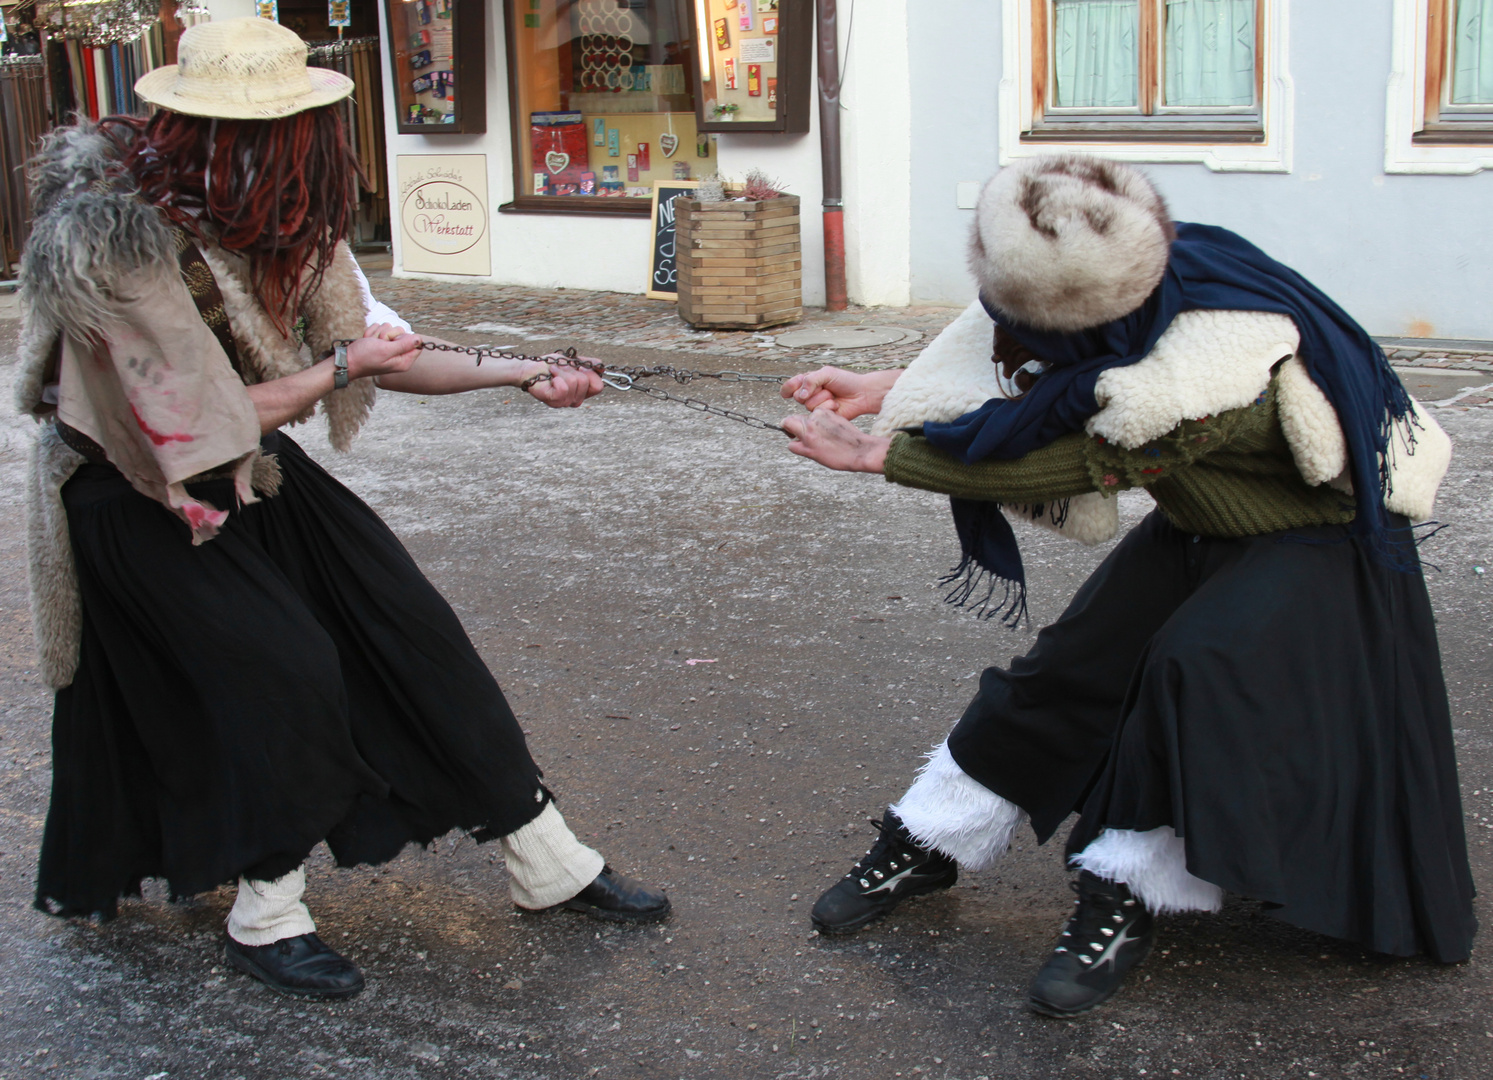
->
xmin=203 ymin=0 xmax=912 ymax=307
xmin=366 ymin=0 xmax=916 ymax=308
xmin=908 ymin=1 xmax=1493 ymax=340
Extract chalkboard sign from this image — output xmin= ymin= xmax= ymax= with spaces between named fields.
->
xmin=646 ymin=180 xmax=700 ymax=300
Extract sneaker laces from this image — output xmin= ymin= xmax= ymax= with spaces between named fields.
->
xmin=847 ymin=817 xmax=925 ymax=884
xmin=1053 ymin=875 xmax=1141 ymax=968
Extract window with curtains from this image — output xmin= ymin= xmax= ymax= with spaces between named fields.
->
xmin=1027 ymin=0 xmax=1265 ymax=141
xmin=1419 ymin=0 xmax=1493 ymax=143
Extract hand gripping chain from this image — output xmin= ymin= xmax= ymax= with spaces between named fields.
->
xmin=337 ymin=339 xmax=791 ymax=435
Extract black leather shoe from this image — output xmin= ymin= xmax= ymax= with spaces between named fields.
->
xmin=224 ymin=932 xmax=365 ymax=999
xmin=810 ymin=809 xmax=958 ymax=934
xmin=1027 ymin=871 xmax=1155 ymax=1018
xmin=550 ymin=866 xmax=671 ymax=923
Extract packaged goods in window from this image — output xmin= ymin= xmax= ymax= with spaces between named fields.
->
xmin=714 ymin=18 xmax=731 ymax=49
xmin=530 ymin=111 xmax=589 ymax=192
xmin=725 ymin=58 xmax=737 ymax=89
xmin=391 ymin=0 xmax=460 ymax=126
xmin=763 ymin=15 xmax=777 ymax=33
xmin=748 ymin=64 xmax=761 ymax=96
xmin=739 ymin=5 xmax=754 ymax=31
xmin=508 ymin=0 xmax=704 ymax=202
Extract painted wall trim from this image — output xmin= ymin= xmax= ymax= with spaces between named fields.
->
xmin=1384 ymin=0 xmax=1493 ymax=174
xmin=998 ymin=0 xmax=1294 ymax=174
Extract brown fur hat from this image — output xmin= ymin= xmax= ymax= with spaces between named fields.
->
xmin=969 ymin=155 xmax=1175 ymax=332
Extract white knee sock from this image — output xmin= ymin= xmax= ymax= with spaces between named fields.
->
xmin=889 ymin=738 xmax=1028 ymax=870
xmin=1071 ymin=826 xmax=1225 ymax=914
xmin=227 ymin=865 xmax=317 ymax=946
xmin=501 ymin=802 xmax=606 ymax=910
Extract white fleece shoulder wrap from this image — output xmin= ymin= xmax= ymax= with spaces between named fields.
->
xmin=872 ymin=304 xmax=1451 ymax=537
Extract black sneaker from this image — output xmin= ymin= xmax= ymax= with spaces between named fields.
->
xmin=1027 ymin=871 xmax=1155 ymax=1018
xmin=810 ymin=809 xmax=958 ymax=934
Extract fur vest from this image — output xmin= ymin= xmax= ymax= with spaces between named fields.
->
xmin=17 ymin=123 xmax=372 ymax=689
xmin=872 ymin=300 xmax=1452 ymax=545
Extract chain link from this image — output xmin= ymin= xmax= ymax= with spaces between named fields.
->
xmin=337 ymin=339 xmax=790 ymax=435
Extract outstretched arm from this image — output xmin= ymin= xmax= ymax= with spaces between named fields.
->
xmin=781 ymin=404 xmax=1098 ymax=504
xmin=367 ymin=329 xmax=605 ymax=407
xmin=351 ymin=262 xmax=603 ymax=405
xmin=781 ymin=366 xmax=903 ymax=418
xmin=246 ymin=331 xmax=424 ymax=434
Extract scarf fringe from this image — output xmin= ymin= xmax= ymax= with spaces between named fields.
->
xmin=937 ymin=555 xmax=1029 ymax=628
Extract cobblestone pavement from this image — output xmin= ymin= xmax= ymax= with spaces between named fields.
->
xmin=1 ymin=277 xmax=1491 ymax=1080
xmin=363 ymin=262 xmax=1493 ymax=409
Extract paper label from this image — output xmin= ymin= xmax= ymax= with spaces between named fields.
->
xmin=739 ymin=38 xmax=775 ymax=64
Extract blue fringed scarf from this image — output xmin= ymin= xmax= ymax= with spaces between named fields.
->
xmin=922 ymin=222 xmax=1417 ymax=624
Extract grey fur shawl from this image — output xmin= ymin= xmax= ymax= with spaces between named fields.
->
xmin=17 ymin=122 xmax=373 ymax=688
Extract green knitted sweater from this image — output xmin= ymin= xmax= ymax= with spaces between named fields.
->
xmin=882 ymin=376 xmax=1356 ymax=538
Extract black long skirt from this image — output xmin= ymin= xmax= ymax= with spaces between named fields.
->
xmin=947 ymin=510 xmax=1476 ymax=963
xmin=36 ymin=432 xmax=549 ymax=920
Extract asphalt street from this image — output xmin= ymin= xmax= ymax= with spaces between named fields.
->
xmin=0 ymin=310 xmax=1490 ymax=1080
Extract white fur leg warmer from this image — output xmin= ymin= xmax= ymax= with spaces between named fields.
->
xmin=889 ymin=739 xmax=1027 ymax=870
xmin=1071 ymin=826 xmax=1224 ymax=915
xmin=501 ymin=802 xmax=606 ymax=910
xmin=227 ymin=866 xmax=317 ymax=946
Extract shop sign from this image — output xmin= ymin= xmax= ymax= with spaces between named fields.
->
xmin=396 ymin=155 xmax=491 ymax=276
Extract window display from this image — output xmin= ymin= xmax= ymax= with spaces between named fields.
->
xmin=505 ymin=0 xmax=707 ymax=210
xmin=387 ymin=0 xmax=486 ymax=133
xmin=689 ymin=0 xmax=809 ymax=132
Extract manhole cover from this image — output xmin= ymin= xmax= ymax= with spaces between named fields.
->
xmin=772 ymin=326 xmax=922 ymax=349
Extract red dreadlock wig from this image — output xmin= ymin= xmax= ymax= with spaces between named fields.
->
xmin=101 ymin=106 xmax=363 ymax=335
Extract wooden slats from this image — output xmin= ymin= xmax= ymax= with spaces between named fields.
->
xmin=675 ymin=195 xmax=802 ymax=328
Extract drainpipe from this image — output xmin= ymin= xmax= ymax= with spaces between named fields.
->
xmin=815 ymin=0 xmax=847 ymax=311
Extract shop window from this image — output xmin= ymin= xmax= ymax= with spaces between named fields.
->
xmin=503 ymin=0 xmax=711 ymax=214
xmin=1419 ymin=0 xmax=1493 ymax=143
xmin=1028 ymin=0 xmax=1265 ymax=140
xmin=386 ymin=0 xmax=487 ymax=134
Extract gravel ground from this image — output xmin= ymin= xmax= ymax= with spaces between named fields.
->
xmin=0 ymin=286 xmax=1490 ymax=1080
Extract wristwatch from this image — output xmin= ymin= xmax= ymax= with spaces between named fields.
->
xmin=333 ymin=342 xmax=350 ymax=389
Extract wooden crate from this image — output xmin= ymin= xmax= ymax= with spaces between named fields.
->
xmin=675 ymin=195 xmax=802 ymax=329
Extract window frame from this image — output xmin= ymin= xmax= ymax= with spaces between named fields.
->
xmin=1418 ymin=0 xmax=1493 ymax=143
xmin=497 ymin=0 xmax=703 ymax=218
xmin=1385 ymin=0 xmax=1493 ymax=172
xmin=1026 ymin=0 xmax=1266 ymax=143
xmin=998 ymin=0 xmax=1293 ymax=173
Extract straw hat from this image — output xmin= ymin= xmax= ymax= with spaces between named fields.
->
xmin=135 ymin=18 xmax=353 ymax=121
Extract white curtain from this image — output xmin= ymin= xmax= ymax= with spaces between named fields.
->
xmin=1052 ymin=0 xmax=1139 ymax=108
xmin=1452 ymin=0 xmax=1493 ymax=105
xmin=1164 ymin=0 xmax=1255 ymax=108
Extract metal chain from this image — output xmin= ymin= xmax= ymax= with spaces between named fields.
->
xmin=336 ymin=339 xmax=790 ymax=435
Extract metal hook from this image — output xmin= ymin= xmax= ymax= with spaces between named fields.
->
xmin=601 ymin=372 xmax=635 ymax=391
